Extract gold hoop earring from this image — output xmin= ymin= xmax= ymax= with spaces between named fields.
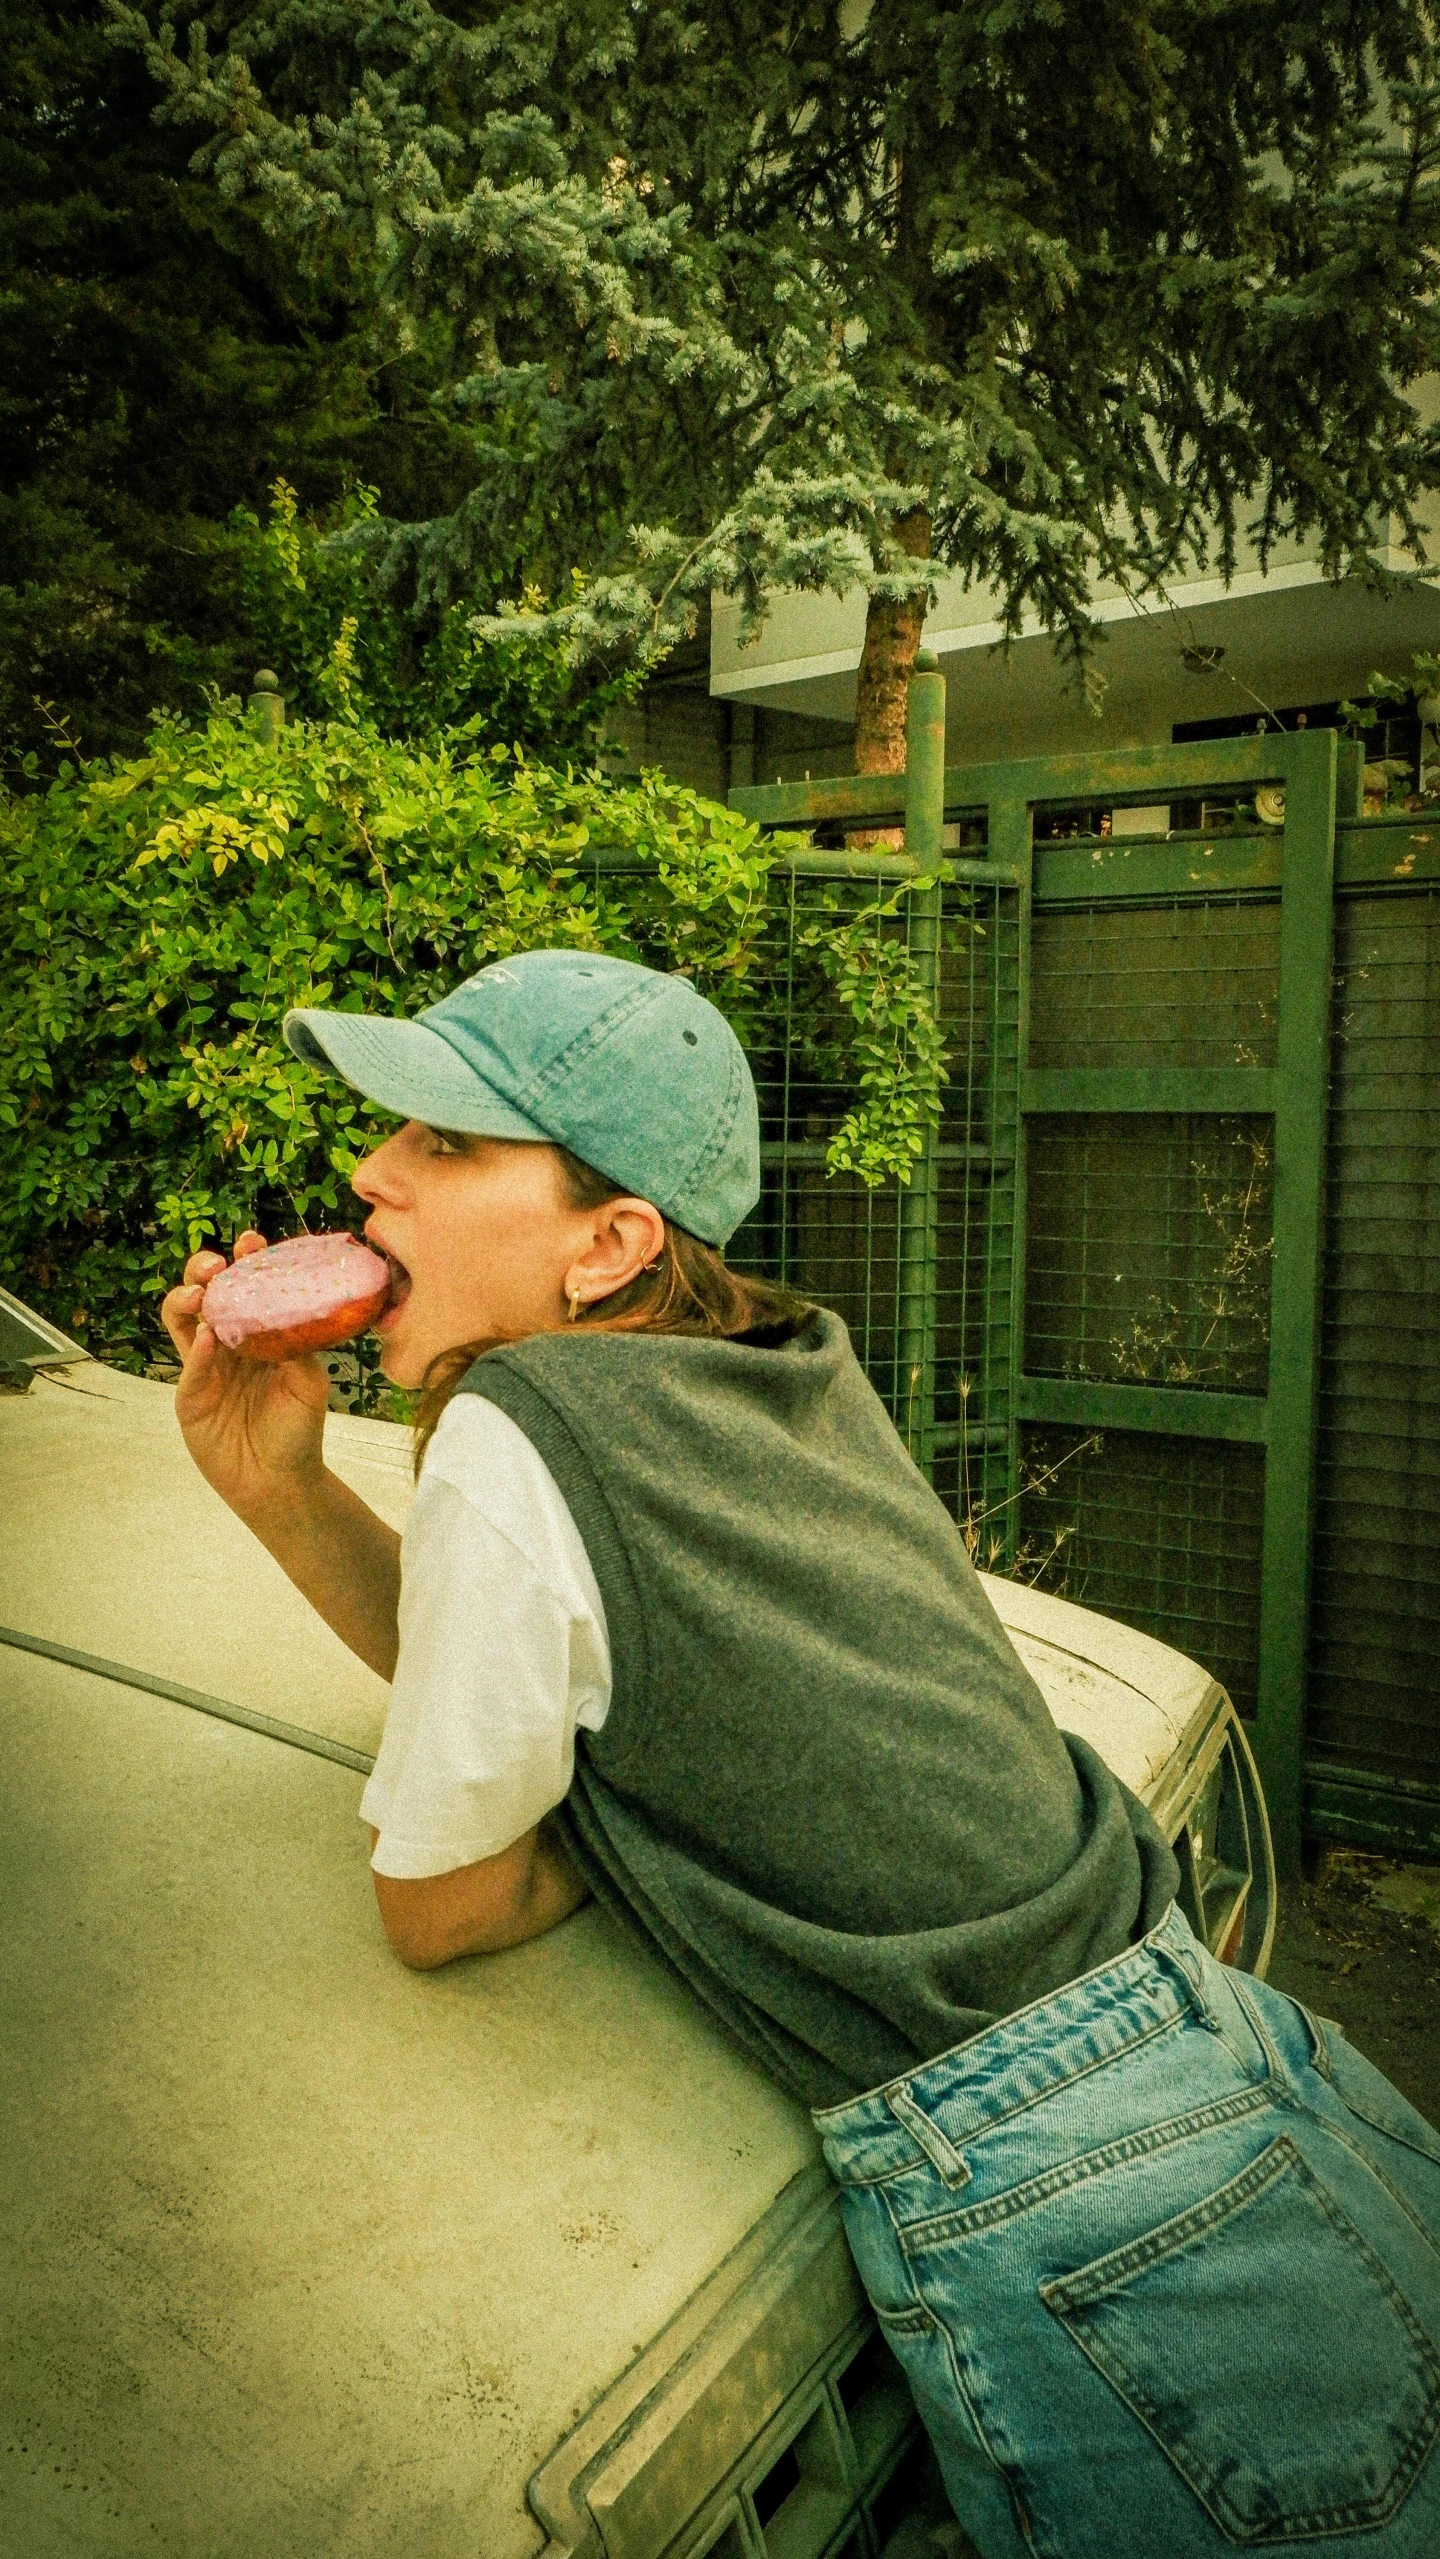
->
xmin=567 ymin=1288 xmax=583 ymax=1323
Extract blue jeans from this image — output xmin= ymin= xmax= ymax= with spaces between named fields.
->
xmin=814 ymin=1904 xmax=1440 ymax=2556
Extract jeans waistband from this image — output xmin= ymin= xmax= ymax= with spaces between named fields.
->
xmin=813 ymin=1903 xmax=1253 ymax=2183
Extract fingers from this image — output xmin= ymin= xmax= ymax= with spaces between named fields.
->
xmin=164 ymin=1233 xmax=269 ymax=1360
xmin=160 ymin=1281 xmax=205 ymax=1361
xmin=179 ymin=1232 xmax=267 ymax=1289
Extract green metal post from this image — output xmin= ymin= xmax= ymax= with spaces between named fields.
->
xmin=249 ymin=669 xmax=286 ymax=745
xmin=1253 ymin=727 xmax=1339 ymax=1878
xmin=986 ymin=791 xmax=1033 ymax=1556
xmin=898 ymin=651 xmax=947 ymax=1471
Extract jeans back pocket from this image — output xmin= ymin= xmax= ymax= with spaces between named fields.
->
xmin=1040 ymin=2135 xmax=1440 ymax=2544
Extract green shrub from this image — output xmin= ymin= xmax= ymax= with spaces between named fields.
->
xmin=233 ymin=479 xmax=644 ymax=756
xmin=1 ymin=685 xmax=947 ymax=1388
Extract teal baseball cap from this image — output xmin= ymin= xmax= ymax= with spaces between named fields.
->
xmin=283 ymin=949 xmax=761 ymax=1245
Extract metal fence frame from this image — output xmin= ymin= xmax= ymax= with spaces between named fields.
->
xmin=729 ymin=664 xmax=1412 ymax=1878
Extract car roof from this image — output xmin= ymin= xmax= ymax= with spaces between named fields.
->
xmin=6 ymin=1364 xmax=1218 ymax=1811
xmin=2 ymin=1366 xmax=817 ymax=2557
xmin=979 ymin=1572 xmax=1220 ymax=1802
xmin=2 ymin=1363 xmax=1222 ymax=2555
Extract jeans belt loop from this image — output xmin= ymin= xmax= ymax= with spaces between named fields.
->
xmin=1152 ymin=1912 xmax=1216 ymax=2025
xmin=886 ymin=2086 xmax=972 ymax=2188
xmin=1167 ymin=1925 xmax=1265 ymax=2077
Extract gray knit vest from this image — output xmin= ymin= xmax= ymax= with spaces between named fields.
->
xmin=459 ymin=1310 xmax=1177 ymax=2109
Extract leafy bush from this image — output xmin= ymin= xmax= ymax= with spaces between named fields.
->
xmin=1 ymin=682 xmax=948 ymax=1388
xmin=234 ymin=480 xmax=642 ymax=757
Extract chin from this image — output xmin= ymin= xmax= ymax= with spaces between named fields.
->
xmin=372 ymin=1310 xmax=427 ymax=1391
xmin=377 ymin=1295 xmax=497 ymax=1392
xmin=378 ymin=1347 xmax=430 ymax=1391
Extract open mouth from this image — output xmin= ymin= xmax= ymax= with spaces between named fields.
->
xmin=368 ymin=1239 xmax=412 ymax=1319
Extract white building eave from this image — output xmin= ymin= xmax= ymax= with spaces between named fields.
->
xmin=712 ymin=543 xmax=1440 ymax=760
xmin=710 ymin=557 xmax=1382 ymax=698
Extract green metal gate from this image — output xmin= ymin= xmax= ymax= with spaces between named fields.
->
xmin=729 ymin=661 xmax=1440 ymax=1877
xmin=1306 ymin=828 xmax=1440 ymax=1857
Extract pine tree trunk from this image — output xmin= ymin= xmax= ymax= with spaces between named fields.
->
xmin=853 ymin=509 xmax=932 ymax=776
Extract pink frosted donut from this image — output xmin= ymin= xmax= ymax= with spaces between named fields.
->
xmin=201 ymin=1233 xmax=391 ymax=1363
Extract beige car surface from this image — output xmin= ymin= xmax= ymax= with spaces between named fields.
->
xmin=1 ymin=1362 xmax=1270 ymax=2559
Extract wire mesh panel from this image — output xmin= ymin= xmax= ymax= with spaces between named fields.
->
xmin=1019 ymin=1425 xmax=1267 ymax=1716
xmin=727 ymin=868 xmax=917 ymax=1415
xmin=1019 ymin=888 xmax=1283 ymax=1717
xmin=936 ymin=877 xmax=1023 ymax=1526
xmin=1025 ymin=1112 xmax=1273 ymax=1393
xmin=727 ymin=872 xmax=1022 ymax=1512
xmin=1032 ymin=897 xmax=1281 ymax=1072
xmin=1308 ymin=885 xmax=1440 ymax=1796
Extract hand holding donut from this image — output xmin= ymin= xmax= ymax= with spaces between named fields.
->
xmin=160 ymin=1231 xmax=388 ymax=1524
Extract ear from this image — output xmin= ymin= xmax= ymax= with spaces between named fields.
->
xmin=564 ymin=1196 xmax=667 ymax=1312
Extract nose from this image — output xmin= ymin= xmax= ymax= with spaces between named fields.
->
xmin=351 ymin=1128 xmax=409 ymax=1208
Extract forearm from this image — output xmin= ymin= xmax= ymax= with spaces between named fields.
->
xmin=245 ymin=1468 xmax=402 ymax=1681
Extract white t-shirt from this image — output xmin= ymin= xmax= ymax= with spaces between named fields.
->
xmin=360 ymin=1396 xmax=612 ymax=1879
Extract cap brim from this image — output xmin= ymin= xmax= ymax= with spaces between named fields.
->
xmin=283 ymin=1009 xmax=553 ymax=1142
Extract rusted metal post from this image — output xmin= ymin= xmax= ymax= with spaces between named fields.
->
xmin=897 ymin=650 xmax=946 ymax=1472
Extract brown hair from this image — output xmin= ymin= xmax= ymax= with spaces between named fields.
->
xmin=412 ymin=1145 xmax=807 ymax=1472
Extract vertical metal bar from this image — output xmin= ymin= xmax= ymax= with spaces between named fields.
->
xmin=986 ymin=791 xmax=1033 ymax=1558
xmin=977 ymin=882 xmax=1005 ymax=1539
xmin=779 ymin=866 xmax=796 ymax=1283
xmin=898 ymin=651 xmax=947 ymax=1471
xmin=956 ymin=876 xmax=981 ymax=1529
xmin=1253 ymin=727 xmax=1339 ymax=1876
